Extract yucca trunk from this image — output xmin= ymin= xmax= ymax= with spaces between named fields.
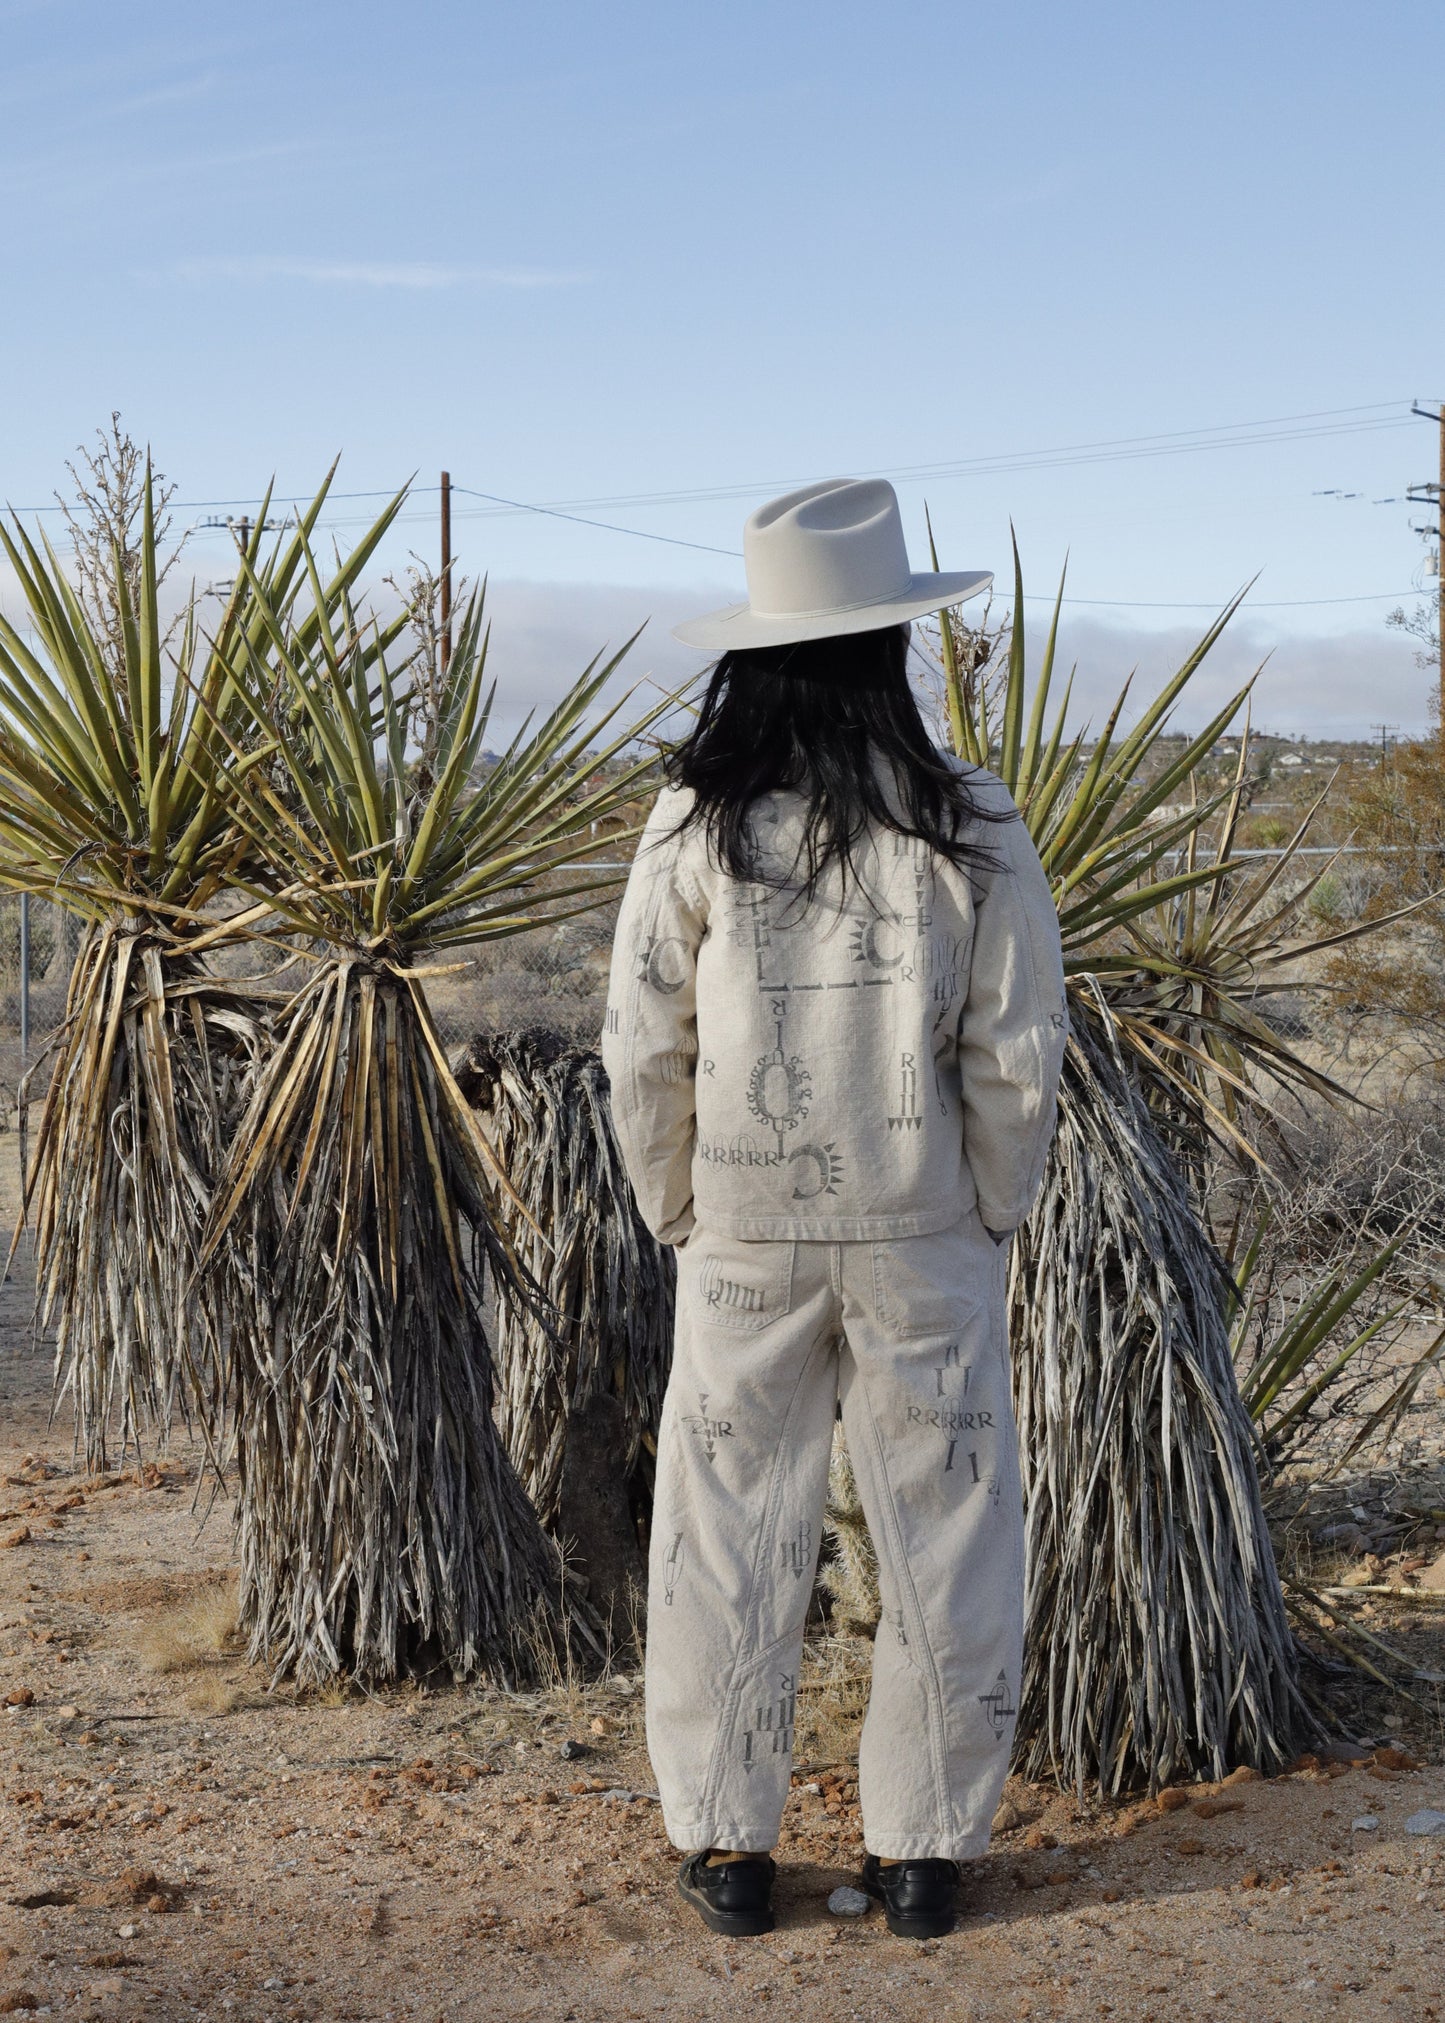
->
xmin=25 ymin=918 xmax=263 ymax=1468
xmin=210 ymin=962 xmax=599 ymax=1686
xmin=1009 ymin=997 xmax=1309 ymax=1792
xmin=457 ymin=1028 xmax=674 ymax=1533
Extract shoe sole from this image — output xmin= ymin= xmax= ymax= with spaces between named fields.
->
xmin=879 ymin=1906 xmax=956 ymax=1939
xmin=677 ymin=1877 xmax=775 ymax=1938
xmin=862 ymin=1881 xmax=956 ymax=1940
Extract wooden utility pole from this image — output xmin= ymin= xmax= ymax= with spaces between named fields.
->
xmin=439 ymin=471 xmax=452 ymax=677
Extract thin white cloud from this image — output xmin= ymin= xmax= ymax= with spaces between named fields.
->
xmin=169 ymin=256 xmax=587 ymax=291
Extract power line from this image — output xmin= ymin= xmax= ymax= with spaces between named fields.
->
xmin=3 ymin=396 xmax=1434 ymax=614
xmin=449 ymin=485 xmax=741 ymax=558
xmin=457 ymin=406 xmax=1420 ymax=517
xmin=1 ymin=397 xmax=1419 ymax=520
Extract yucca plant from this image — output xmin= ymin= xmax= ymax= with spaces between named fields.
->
xmin=915 ymin=541 xmax=1379 ymax=1785
xmin=455 ymin=1026 xmax=674 ymax=1541
xmin=0 ymin=469 xmax=402 ymax=1467
xmin=1227 ymin=1202 xmax=1445 ymax=1468
xmin=196 ymin=559 xmax=673 ymax=1685
xmin=1006 ymin=990 xmax=1309 ymax=1790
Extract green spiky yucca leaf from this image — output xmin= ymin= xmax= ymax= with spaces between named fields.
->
xmin=0 ymin=467 xmax=405 ymax=922
xmin=0 ymin=468 xmax=407 ymax=1465
xmin=190 ymin=546 xmax=677 ymax=1686
xmin=932 ymin=535 xmax=1431 ymax=1161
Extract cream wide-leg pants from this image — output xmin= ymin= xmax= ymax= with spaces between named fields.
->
xmin=644 ymin=1215 xmax=1024 ymax=1862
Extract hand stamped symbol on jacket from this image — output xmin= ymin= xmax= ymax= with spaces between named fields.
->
xmin=848 ymin=910 xmax=905 ymax=970
xmin=788 ymin=1141 xmax=844 ymax=1200
xmin=638 ymin=934 xmax=690 ymax=994
xmin=888 ymin=1050 xmax=922 ymax=1132
xmin=746 ymin=1017 xmax=813 ymax=1152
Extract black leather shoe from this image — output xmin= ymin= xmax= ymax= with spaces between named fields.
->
xmin=676 ymin=1851 xmax=776 ymax=1936
xmin=861 ymin=1853 xmax=961 ymax=1938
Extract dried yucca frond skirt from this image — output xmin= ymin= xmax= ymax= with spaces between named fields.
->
xmin=457 ymin=1028 xmax=674 ymax=1532
xmin=23 ymin=921 xmax=266 ymax=1470
xmin=206 ymin=965 xmax=598 ymax=1688
xmin=1010 ymin=998 xmax=1310 ymax=1792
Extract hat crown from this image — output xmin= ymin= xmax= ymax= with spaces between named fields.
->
xmin=743 ymin=478 xmax=913 ymax=619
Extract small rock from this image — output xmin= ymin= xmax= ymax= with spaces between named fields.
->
xmin=1350 ymin=1816 xmax=1380 ymax=1833
xmin=1404 ymin=1809 xmax=1445 ymax=1836
xmin=1156 ymin=1788 xmax=1191 ymax=1812
xmin=56 ymin=1705 xmax=79 ymax=1723
xmin=600 ymin=1787 xmax=633 ymax=1802
xmin=117 ymin=1922 xmax=138 ymax=1938
xmin=0 ymin=1528 xmax=31 ymax=1550
xmin=1373 ymin=1746 xmax=1418 ymax=1772
xmin=992 ymin=1800 xmax=1024 ymax=1833
xmin=1023 ymin=1827 xmax=1057 ymax=1850
xmin=1222 ymin=1765 xmax=1262 ymax=1785
xmin=588 ymin=1715 xmax=612 ymax=1738
xmin=3 ymin=1689 xmax=34 ymax=1708
xmin=1417 ymin=1550 xmax=1445 ymax=1595
xmin=558 ymin=1738 xmax=590 ymax=1761
xmin=1313 ymin=1521 xmax=1370 ymax=1553
xmin=827 ymin=1886 xmax=870 ymax=1918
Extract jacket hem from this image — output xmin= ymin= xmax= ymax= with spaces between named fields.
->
xmin=691 ymin=1202 xmax=969 ymax=1243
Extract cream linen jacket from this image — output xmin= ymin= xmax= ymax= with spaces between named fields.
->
xmin=600 ymin=766 xmax=1067 ymax=1247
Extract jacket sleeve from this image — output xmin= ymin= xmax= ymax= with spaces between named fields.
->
xmin=600 ymin=795 xmax=708 ymax=1247
xmin=956 ymin=795 xmax=1068 ymax=1235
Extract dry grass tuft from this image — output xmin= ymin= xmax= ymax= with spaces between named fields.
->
xmin=183 ymin=1676 xmax=242 ymax=1716
xmin=794 ymin=1632 xmax=871 ymax=1767
xmin=137 ymin=1581 xmax=239 ymax=1674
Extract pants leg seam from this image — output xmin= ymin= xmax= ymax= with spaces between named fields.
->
xmin=850 ymin=1357 xmax=956 ymax=1844
xmin=696 ymin=1317 xmax=835 ymax=1830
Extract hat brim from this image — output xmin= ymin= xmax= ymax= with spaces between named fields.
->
xmin=671 ymin=569 xmax=993 ymax=652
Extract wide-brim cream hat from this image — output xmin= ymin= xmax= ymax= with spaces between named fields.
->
xmin=672 ymin=476 xmax=991 ymax=652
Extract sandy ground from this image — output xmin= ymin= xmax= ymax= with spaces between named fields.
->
xmin=1 ymin=1252 xmax=1444 ymax=2023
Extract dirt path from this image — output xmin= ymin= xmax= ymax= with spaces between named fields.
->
xmin=1 ymin=1252 xmax=1443 ymax=2023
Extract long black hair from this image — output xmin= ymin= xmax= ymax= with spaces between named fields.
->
xmin=666 ymin=624 xmax=1010 ymax=897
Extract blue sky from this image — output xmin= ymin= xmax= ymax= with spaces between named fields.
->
xmin=2 ymin=0 xmax=1442 ymax=733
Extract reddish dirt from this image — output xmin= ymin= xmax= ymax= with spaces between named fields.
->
xmin=1 ymin=1252 xmax=1443 ymax=2022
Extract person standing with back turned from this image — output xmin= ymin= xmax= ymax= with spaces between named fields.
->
xmin=601 ymin=478 xmax=1067 ymax=1940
